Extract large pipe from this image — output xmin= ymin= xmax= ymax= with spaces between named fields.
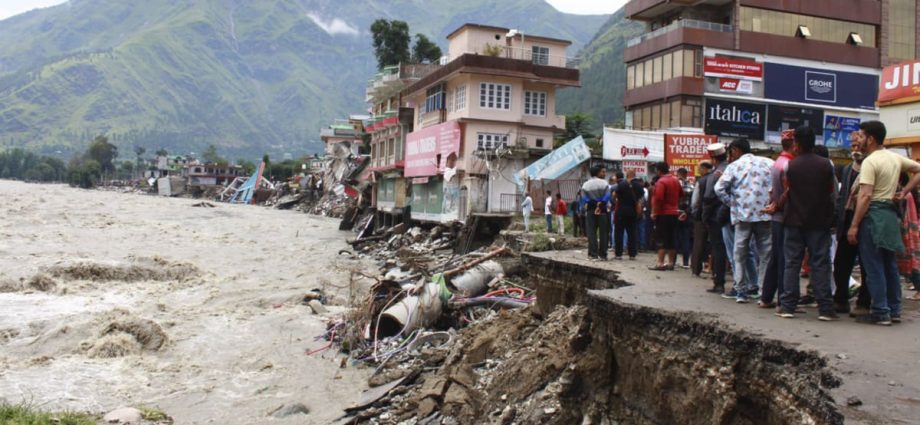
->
xmin=446 ymin=261 xmax=504 ymax=297
xmin=377 ymin=282 xmax=446 ymax=338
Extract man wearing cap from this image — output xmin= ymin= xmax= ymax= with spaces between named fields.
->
xmin=716 ymin=138 xmax=774 ymax=303
xmin=702 ymin=143 xmax=730 ymax=293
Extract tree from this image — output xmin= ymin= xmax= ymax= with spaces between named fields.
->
xmin=237 ymin=159 xmax=256 ymax=175
xmin=86 ymin=135 xmax=117 ymax=175
xmin=155 ymin=148 xmax=168 ymax=157
xmin=412 ymin=34 xmax=442 ymax=64
xmin=370 ymin=19 xmax=410 ymax=69
xmin=555 ymin=113 xmax=599 ymax=148
xmin=202 ymin=144 xmax=225 ymax=164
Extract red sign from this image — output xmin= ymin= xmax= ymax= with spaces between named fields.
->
xmin=664 ymin=134 xmax=718 ymax=177
xmin=704 ymin=57 xmax=763 ymax=81
xmin=879 ymin=60 xmax=920 ymax=104
xmin=719 ymin=78 xmax=753 ymax=94
xmin=620 ymin=146 xmax=649 ymax=157
xmin=404 ymin=121 xmax=462 ymax=178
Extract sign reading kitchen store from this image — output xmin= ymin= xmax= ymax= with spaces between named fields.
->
xmin=704 ymin=98 xmax=766 ymax=140
xmin=704 ymin=56 xmax=763 ymax=96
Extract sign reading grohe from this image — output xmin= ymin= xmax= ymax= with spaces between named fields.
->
xmin=664 ymin=134 xmax=718 ymax=177
xmin=404 ymin=121 xmax=461 ymax=178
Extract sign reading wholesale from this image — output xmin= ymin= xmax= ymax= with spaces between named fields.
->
xmin=664 ymin=134 xmax=718 ymax=176
xmin=704 ymin=98 xmax=766 ymax=140
xmin=764 ymin=63 xmax=878 ymax=110
xmin=765 ymin=105 xmax=824 ymax=144
xmin=404 ymin=121 xmax=461 ymax=178
xmin=879 ymin=60 xmax=920 ymax=104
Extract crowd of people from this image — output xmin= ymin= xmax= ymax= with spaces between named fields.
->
xmin=534 ymin=121 xmax=920 ymax=326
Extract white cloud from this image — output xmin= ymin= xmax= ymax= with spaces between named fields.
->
xmin=0 ymin=0 xmax=68 ymax=20
xmin=306 ymin=12 xmax=359 ymax=36
xmin=545 ymin=0 xmax=627 ymax=15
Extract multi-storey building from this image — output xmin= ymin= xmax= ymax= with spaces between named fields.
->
xmin=622 ymin=0 xmax=920 ymax=151
xmin=319 ymin=116 xmax=366 ymax=158
xmin=400 ymin=24 xmax=579 ymax=223
xmin=365 ymin=64 xmax=440 ymax=227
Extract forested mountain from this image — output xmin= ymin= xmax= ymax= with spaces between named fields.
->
xmin=0 ymin=0 xmax=606 ymax=159
xmin=557 ymin=10 xmax=643 ymax=129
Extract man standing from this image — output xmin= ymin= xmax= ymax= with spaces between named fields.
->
xmin=691 ymin=161 xmax=713 ymax=277
xmin=676 ymin=168 xmax=694 ymax=269
xmin=703 ymin=144 xmax=730 ymax=293
xmin=715 ymin=138 xmax=774 ymax=303
xmin=761 ymin=130 xmax=795 ymax=308
xmin=572 ymin=190 xmax=585 ymax=237
xmin=554 ymin=193 xmax=567 ymax=235
xmin=650 ymin=162 xmax=682 ymax=270
xmin=521 ymin=193 xmax=534 ymax=233
xmin=544 ymin=190 xmax=554 ymax=233
xmin=834 ymin=132 xmax=871 ymax=314
xmin=582 ymin=166 xmax=611 ymax=260
xmin=776 ymin=127 xmax=837 ymax=320
xmin=848 ymin=120 xmax=920 ymax=325
xmin=613 ymin=169 xmax=643 ymax=260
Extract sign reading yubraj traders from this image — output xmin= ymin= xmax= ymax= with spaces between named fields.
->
xmin=664 ymin=134 xmax=718 ymax=176
xmin=404 ymin=121 xmax=462 ymax=178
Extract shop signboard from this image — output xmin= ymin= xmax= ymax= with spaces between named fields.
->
xmin=664 ymin=134 xmax=718 ymax=176
xmin=704 ymin=57 xmax=763 ymax=81
xmin=765 ymin=105 xmax=824 ymax=144
xmin=621 ymin=160 xmax=649 ymax=179
xmin=823 ymin=116 xmax=860 ymax=148
xmin=764 ymin=63 xmax=878 ymax=110
xmin=603 ymin=127 xmax=665 ymax=162
xmin=514 ymin=136 xmax=591 ymax=191
xmin=703 ymin=98 xmax=766 ymax=140
xmin=404 ymin=121 xmax=461 ymax=178
xmin=879 ymin=60 xmax=920 ymax=104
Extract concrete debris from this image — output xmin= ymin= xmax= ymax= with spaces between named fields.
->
xmin=270 ymin=403 xmax=311 ymax=418
xmin=309 ymin=299 xmax=328 ymax=315
xmin=103 ymin=407 xmax=143 ymax=424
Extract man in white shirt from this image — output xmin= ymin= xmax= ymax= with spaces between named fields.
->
xmin=521 ymin=194 xmax=534 ymax=232
xmin=544 ymin=190 xmax=554 ymax=233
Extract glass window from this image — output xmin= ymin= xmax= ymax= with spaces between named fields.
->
xmin=632 ymin=108 xmax=643 ymax=130
xmin=424 ymin=84 xmax=445 ymax=114
xmin=673 ymin=50 xmax=684 ymax=78
xmin=524 ymin=91 xmax=547 ymax=116
xmin=652 ymin=56 xmax=663 ymax=84
xmin=651 ymin=104 xmax=661 ymax=130
xmin=635 ymin=62 xmax=645 ymax=87
xmin=454 ymin=85 xmax=467 ymax=111
xmin=662 ymin=53 xmax=673 ymax=81
xmin=739 ymin=6 xmax=877 ymax=47
xmin=477 ymin=133 xmax=510 ymax=150
xmin=661 ymin=102 xmax=670 ymax=130
xmin=683 ymin=49 xmax=694 ymax=78
xmin=671 ymin=101 xmax=680 ymax=127
xmin=532 ymin=46 xmax=550 ymax=65
xmin=644 ymin=60 xmax=653 ymax=86
xmin=889 ymin=0 xmax=917 ymax=61
xmin=627 ymin=65 xmax=635 ymax=90
xmin=479 ymin=83 xmax=511 ymax=110
xmin=641 ymin=106 xmax=651 ymax=130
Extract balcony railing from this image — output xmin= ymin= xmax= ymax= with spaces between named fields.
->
xmin=627 ymin=19 xmax=732 ymax=47
xmin=451 ymin=46 xmax=578 ymax=69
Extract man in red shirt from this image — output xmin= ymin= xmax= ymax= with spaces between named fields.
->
xmin=650 ymin=162 xmax=682 ymax=270
xmin=554 ymin=192 xmax=568 ymax=235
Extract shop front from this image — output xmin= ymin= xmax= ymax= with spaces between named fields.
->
xmin=404 ymin=121 xmax=463 ymax=223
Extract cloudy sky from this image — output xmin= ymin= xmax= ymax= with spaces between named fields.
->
xmin=0 ymin=0 xmax=626 ymax=20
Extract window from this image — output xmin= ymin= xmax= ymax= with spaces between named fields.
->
xmin=524 ymin=91 xmax=547 ymax=116
xmin=627 ymin=65 xmax=635 ymax=90
xmin=454 ymin=85 xmax=467 ymax=112
xmin=536 ymin=138 xmax=544 ymax=148
xmin=889 ymin=0 xmax=917 ymax=61
xmin=480 ymin=82 xmax=512 ymax=110
xmin=477 ymin=133 xmax=509 ymax=150
xmin=661 ymin=102 xmax=670 ymax=129
xmin=644 ymin=61 xmax=653 ymax=87
xmin=670 ymin=101 xmax=680 ymax=128
xmin=652 ymin=56 xmax=662 ymax=84
xmin=532 ymin=46 xmax=549 ymax=65
xmin=673 ymin=50 xmax=684 ymax=78
xmin=635 ymin=62 xmax=645 ymax=88
xmin=662 ymin=53 xmax=672 ymax=81
xmin=651 ymin=104 xmax=661 ymax=130
xmin=423 ymin=84 xmax=445 ymax=114
xmin=739 ymin=6 xmax=877 ymax=48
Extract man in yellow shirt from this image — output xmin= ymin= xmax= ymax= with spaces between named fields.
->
xmin=848 ymin=121 xmax=920 ymax=325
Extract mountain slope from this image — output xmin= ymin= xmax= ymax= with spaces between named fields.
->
xmin=557 ymin=10 xmax=643 ymax=129
xmin=0 ymin=0 xmax=606 ymax=159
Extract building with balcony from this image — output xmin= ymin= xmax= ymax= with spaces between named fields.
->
xmin=622 ymin=0 xmax=920 ymax=150
xmin=400 ymin=23 xmax=579 ymax=223
xmin=365 ymin=64 xmax=440 ymax=228
xmin=319 ymin=117 xmax=367 ymax=158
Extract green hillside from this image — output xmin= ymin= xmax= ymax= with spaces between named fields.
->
xmin=0 ymin=0 xmax=606 ymax=159
xmin=557 ymin=10 xmax=643 ymax=129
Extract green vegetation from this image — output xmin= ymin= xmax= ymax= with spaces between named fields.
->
xmin=139 ymin=406 xmax=171 ymax=422
xmin=0 ymin=0 xmax=605 ymax=159
xmin=371 ymin=20 xmax=411 ymax=69
xmin=0 ymin=402 xmax=98 ymax=425
xmin=556 ymin=112 xmax=600 ymax=152
xmin=411 ymin=34 xmax=443 ymax=64
xmin=0 ymin=148 xmax=67 ymax=182
xmin=557 ymin=10 xmax=644 ymax=132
